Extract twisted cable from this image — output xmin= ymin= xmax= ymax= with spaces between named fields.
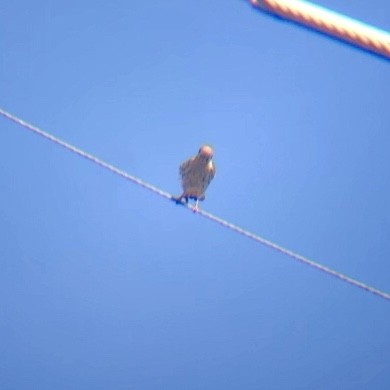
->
xmin=250 ymin=0 xmax=390 ymax=60
xmin=1 ymin=107 xmax=390 ymax=302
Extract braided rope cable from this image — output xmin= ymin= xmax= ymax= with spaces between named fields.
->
xmin=0 ymin=109 xmax=172 ymax=201
xmin=250 ymin=0 xmax=390 ymax=60
xmin=1 ymin=107 xmax=390 ymax=302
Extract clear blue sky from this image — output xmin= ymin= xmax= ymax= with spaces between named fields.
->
xmin=1 ymin=1 xmax=390 ymax=389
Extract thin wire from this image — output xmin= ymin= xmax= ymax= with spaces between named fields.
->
xmin=0 ymin=108 xmax=172 ymax=201
xmin=1 ymin=107 xmax=390 ymax=302
xmin=249 ymin=0 xmax=390 ymax=61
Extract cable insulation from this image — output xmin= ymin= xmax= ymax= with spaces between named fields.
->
xmin=249 ymin=0 xmax=390 ymax=60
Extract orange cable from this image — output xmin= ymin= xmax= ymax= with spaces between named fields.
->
xmin=250 ymin=0 xmax=390 ymax=60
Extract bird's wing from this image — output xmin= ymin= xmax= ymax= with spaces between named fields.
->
xmin=211 ymin=161 xmax=217 ymax=179
xmin=179 ymin=157 xmax=195 ymax=178
xmin=209 ymin=161 xmax=216 ymax=180
xmin=204 ymin=161 xmax=216 ymax=188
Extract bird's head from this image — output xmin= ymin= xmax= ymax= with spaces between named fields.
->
xmin=198 ymin=145 xmax=214 ymax=160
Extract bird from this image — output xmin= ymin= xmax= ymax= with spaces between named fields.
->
xmin=172 ymin=145 xmax=216 ymax=211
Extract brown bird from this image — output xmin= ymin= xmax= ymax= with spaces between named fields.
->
xmin=172 ymin=145 xmax=216 ymax=210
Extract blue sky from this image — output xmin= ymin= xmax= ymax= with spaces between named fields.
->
xmin=1 ymin=1 xmax=390 ymax=389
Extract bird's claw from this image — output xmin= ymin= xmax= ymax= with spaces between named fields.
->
xmin=172 ymin=195 xmax=199 ymax=212
xmin=171 ymin=195 xmax=189 ymax=206
xmin=171 ymin=195 xmax=184 ymax=205
xmin=193 ymin=200 xmax=200 ymax=213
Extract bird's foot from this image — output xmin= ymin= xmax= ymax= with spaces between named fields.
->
xmin=171 ymin=195 xmax=183 ymax=204
xmin=193 ymin=199 xmax=200 ymax=213
xmin=171 ymin=195 xmax=188 ymax=206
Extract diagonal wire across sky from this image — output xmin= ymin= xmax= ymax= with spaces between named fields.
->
xmin=1 ymin=107 xmax=389 ymax=302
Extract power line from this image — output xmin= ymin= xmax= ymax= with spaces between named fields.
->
xmin=248 ymin=0 xmax=390 ymax=61
xmin=0 ymin=109 xmax=172 ymax=201
xmin=1 ymin=107 xmax=390 ymax=302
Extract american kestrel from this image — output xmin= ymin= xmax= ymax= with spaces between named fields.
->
xmin=172 ymin=145 xmax=216 ymax=210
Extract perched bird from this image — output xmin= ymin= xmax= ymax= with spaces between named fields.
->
xmin=172 ymin=145 xmax=216 ymax=210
